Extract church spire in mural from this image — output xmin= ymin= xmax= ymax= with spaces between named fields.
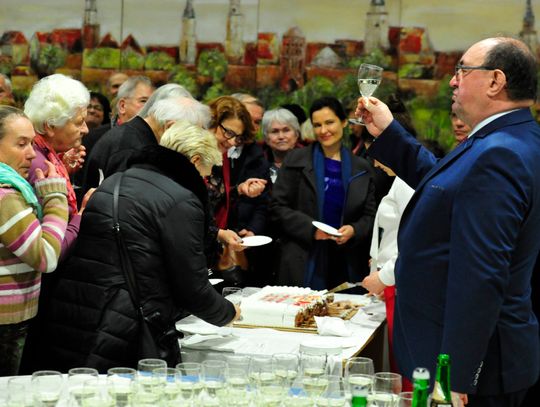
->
xmin=180 ymin=0 xmax=197 ymax=64
xmin=82 ymin=0 xmax=100 ymax=49
xmin=520 ymin=0 xmax=538 ymax=53
xmin=365 ymin=0 xmax=389 ymax=53
xmin=226 ymin=0 xmax=244 ymax=64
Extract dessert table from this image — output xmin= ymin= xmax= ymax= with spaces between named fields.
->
xmin=177 ymin=293 xmax=388 ymax=372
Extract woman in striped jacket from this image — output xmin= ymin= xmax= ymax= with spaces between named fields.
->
xmin=0 ymin=106 xmax=69 ymax=375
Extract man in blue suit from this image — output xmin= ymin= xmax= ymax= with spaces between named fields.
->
xmin=357 ymin=37 xmax=540 ymax=407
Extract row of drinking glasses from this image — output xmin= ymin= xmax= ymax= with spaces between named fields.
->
xmin=4 ymin=356 xmax=407 ymax=406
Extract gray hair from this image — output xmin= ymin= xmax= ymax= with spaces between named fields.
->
xmin=24 ymin=74 xmax=90 ymax=134
xmin=261 ymin=108 xmax=301 ymax=140
xmin=148 ymin=96 xmax=211 ymax=128
xmin=116 ymin=75 xmax=153 ymax=101
xmin=160 ymin=120 xmax=222 ymax=169
xmin=231 ymin=93 xmax=264 ymax=108
xmin=0 ymin=73 xmax=12 ymax=93
xmin=138 ymin=83 xmax=192 ymax=118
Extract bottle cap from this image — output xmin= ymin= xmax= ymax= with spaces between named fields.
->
xmin=412 ymin=367 xmax=430 ymax=380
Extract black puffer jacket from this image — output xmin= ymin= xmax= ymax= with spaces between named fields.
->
xmin=42 ymin=145 xmax=236 ymax=372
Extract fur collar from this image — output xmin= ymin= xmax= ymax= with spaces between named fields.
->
xmin=127 ymin=145 xmax=208 ymax=207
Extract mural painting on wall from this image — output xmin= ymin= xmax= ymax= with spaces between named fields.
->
xmin=0 ymin=0 xmax=538 ymax=151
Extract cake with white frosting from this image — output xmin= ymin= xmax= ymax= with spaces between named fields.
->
xmin=239 ymin=286 xmax=332 ymax=328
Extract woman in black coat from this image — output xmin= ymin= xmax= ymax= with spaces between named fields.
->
xmin=270 ymin=97 xmax=376 ymax=289
xmin=39 ymin=120 xmax=239 ymax=372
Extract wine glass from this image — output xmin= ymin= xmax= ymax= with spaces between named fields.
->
xmin=31 ymin=370 xmax=64 ymax=407
xmin=350 ymin=63 xmax=384 ymax=125
xmin=398 ymin=391 xmax=414 ymax=407
xmin=373 ymin=372 xmax=402 ymax=395
xmin=176 ymin=362 xmax=203 ymax=404
xmin=316 ymin=375 xmax=348 ymax=407
xmin=272 ymin=353 xmax=299 ymax=386
xmin=107 ymin=367 xmax=136 ymax=407
xmin=67 ymin=367 xmax=99 ymax=407
xmin=348 ymin=373 xmax=374 ymax=406
xmin=344 ymin=357 xmax=375 ymax=377
xmin=201 ymin=360 xmax=228 ymax=404
xmin=7 ymin=376 xmax=33 ymax=407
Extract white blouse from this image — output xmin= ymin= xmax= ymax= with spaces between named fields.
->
xmin=369 ymin=177 xmax=415 ymax=286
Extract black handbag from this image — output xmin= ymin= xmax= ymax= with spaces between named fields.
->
xmin=112 ymin=174 xmax=181 ymax=365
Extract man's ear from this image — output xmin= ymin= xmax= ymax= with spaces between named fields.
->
xmin=164 ymin=120 xmax=175 ymax=130
xmin=190 ymin=155 xmax=201 ymax=166
xmin=117 ymin=98 xmax=126 ymax=115
xmin=487 ymin=69 xmax=507 ymax=98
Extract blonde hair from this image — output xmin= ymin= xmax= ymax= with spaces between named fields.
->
xmin=24 ymin=74 xmax=89 ymax=134
xmin=160 ymin=120 xmax=222 ymax=168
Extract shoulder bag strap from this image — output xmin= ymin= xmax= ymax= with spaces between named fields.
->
xmin=112 ymin=173 xmax=142 ymax=309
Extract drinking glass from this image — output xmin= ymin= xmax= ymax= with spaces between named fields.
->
xmin=373 ymin=372 xmax=402 ymax=395
xmin=226 ymin=354 xmax=251 ymax=374
xmin=137 ymin=358 xmax=167 ymax=394
xmin=347 ymin=373 xmax=374 ymax=406
xmin=249 ymin=355 xmax=275 ymax=387
xmin=176 ymin=362 xmax=203 ymax=404
xmin=350 ymin=63 xmax=384 ymax=125
xmin=154 ymin=367 xmax=179 ymax=403
xmin=67 ymin=368 xmax=100 ymax=407
xmin=228 ymin=367 xmax=252 ymax=405
xmin=31 ymin=370 xmax=64 ymax=407
xmin=367 ymin=391 xmax=398 ymax=407
xmin=272 ymin=353 xmax=299 ymax=386
xmin=299 ymin=353 xmax=327 ymax=379
xmin=316 ymin=375 xmax=347 ymax=407
xmin=201 ymin=360 xmax=228 ymax=403
xmin=7 ymin=376 xmax=33 ymax=407
xmin=222 ymin=287 xmax=243 ymax=305
xmin=107 ymin=367 xmax=136 ymax=407
xmin=398 ymin=391 xmax=414 ymax=407
xmin=344 ymin=357 xmax=375 ymax=377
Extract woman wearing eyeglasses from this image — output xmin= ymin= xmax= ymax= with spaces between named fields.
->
xmin=206 ymin=96 xmax=270 ymax=286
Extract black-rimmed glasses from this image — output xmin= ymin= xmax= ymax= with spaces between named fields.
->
xmin=454 ymin=64 xmax=496 ymax=77
xmin=219 ymin=123 xmax=241 ymax=140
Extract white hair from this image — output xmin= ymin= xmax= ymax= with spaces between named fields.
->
xmin=24 ymin=74 xmax=90 ymax=134
xmin=160 ymin=120 xmax=222 ymax=168
xmin=138 ymin=83 xmax=192 ymax=118
xmin=262 ymin=108 xmax=301 ymax=140
xmin=148 ymin=96 xmax=211 ymax=129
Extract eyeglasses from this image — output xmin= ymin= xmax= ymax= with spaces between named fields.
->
xmin=454 ymin=64 xmax=496 ymax=77
xmin=219 ymin=123 xmax=241 ymax=140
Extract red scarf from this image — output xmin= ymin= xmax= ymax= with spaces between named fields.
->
xmin=33 ymin=134 xmax=78 ymax=215
xmin=214 ymin=154 xmax=231 ymax=229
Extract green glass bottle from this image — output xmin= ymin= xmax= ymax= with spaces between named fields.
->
xmin=430 ymin=354 xmax=453 ymax=406
xmin=411 ymin=367 xmax=430 ymax=407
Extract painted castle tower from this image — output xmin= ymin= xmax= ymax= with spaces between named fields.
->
xmin=180 ymin=0 xmax=197 ymax=64
xmin=280 ymin=26 xmax=306 ymax=92
xmin=364 ymin=0 xmax=389 ymax=53
xmin=225 ymin=0 xmax=244 ymax=64
xmin=520 ymin=0 xmax=538 ymax=53
xmin=82 ymin=0 xmax=100 ymax=49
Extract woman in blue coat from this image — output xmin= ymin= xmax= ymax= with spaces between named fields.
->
xmin=270 ymin=97 xmax=376 ymax=289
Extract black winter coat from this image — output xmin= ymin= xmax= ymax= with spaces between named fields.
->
xmin=42 ymin=145 xmax=236 ymax=372
xmin=269 ymin=144 xmax=376 ymax=287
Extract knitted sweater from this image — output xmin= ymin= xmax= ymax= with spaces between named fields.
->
xmin=0 ymin=177 xmax=68 ymax=324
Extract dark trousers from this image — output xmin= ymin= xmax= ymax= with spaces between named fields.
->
xmin=467 ymin=388 xmax=528 ymax=407
xmin=0 ymin=320 xmax=31 ymax=376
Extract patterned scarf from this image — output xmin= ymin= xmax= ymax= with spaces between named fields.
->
xmin=0 ymin=162 xmax=43 ymax=219
xmin=33 ymin=134 xmax=78 ymax=214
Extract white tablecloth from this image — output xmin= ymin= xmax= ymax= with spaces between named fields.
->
xmin=177 ymin=293 xmax=386 ymax=364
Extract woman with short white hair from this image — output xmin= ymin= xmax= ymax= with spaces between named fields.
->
xmin=24 ymin=73 xmax=92 ymax=255
xmin=39 ymin=120 xmax=239 ymax=371
xmin=261 ymin=108 xmax=301 ymax=183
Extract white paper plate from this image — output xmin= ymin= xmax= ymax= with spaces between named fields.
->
xmin=209 ymin=278 xmax=224 ymax=285
xmin=312 ymin=221 xmax=342 ymax=237
xmin=240 ymin=235 xmax=272 ymax=247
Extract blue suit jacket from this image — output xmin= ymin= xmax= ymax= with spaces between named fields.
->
xmin=369 ymin=109 xmax=540 ymax=395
